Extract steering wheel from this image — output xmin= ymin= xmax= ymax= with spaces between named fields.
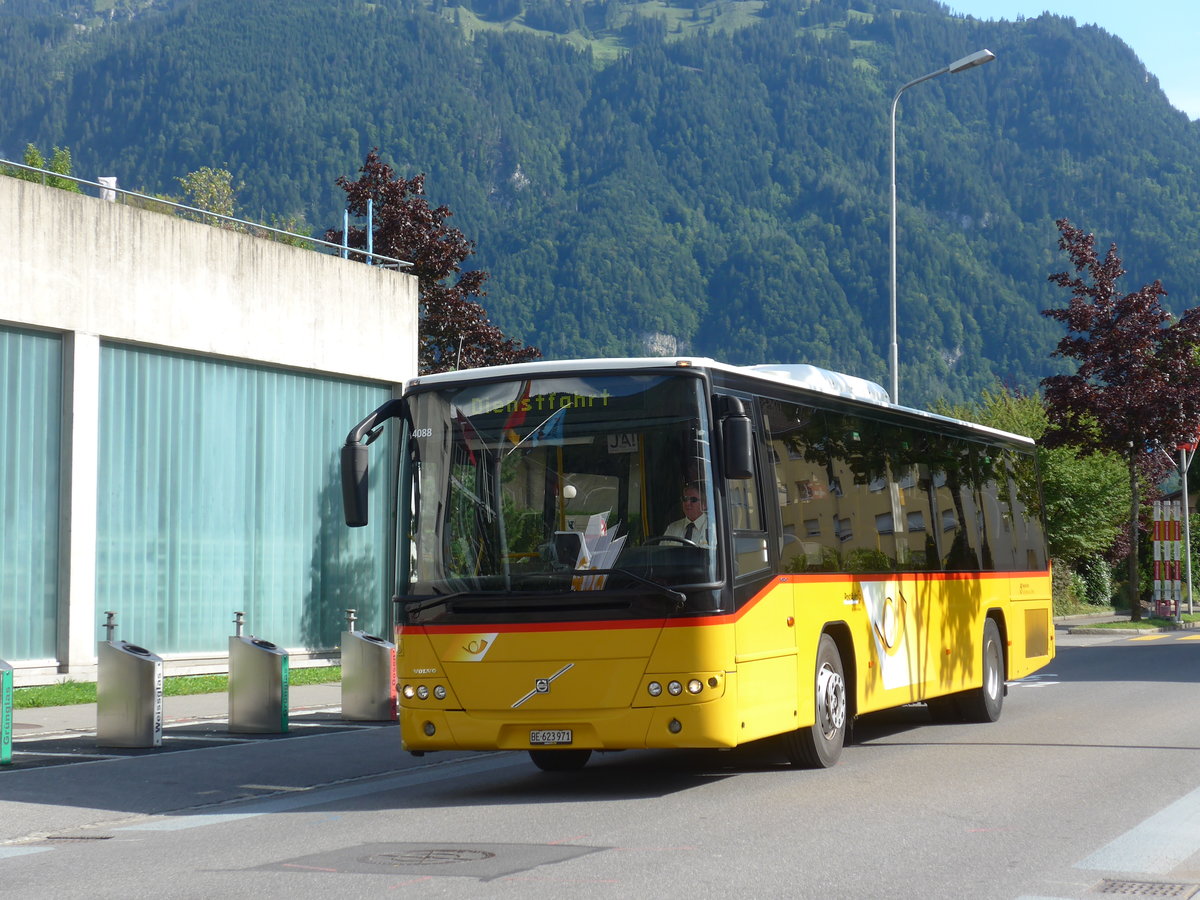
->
xmin=645 ymin=535 xmax=699 ymax=547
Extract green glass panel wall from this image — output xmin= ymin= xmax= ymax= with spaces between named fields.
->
xmin=97 ymin=345 xmax=394 ymax=654
xmin=0 ymin=327 xmax=61 ymax=662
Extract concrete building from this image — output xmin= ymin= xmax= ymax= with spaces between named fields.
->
xmin=0 ymin=173 xmax=418 ymax=685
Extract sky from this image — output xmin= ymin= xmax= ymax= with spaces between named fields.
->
xmin=944 ymin=1 xmax=1200 ymax=120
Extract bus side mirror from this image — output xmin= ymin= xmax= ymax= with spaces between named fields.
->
xmin=723 ymin=414 xmax=754 ymax=480
xmin=341 ymin=443 xmax=369 ymax=527
xmin=339 ymin=397 xmax=409 ymax=528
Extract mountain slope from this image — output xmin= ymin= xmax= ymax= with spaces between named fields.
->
xmin=3 ymin=0 xmax=1198 ymax=404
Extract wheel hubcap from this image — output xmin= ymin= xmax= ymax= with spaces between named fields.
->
xmin=816 ymin=663 xmax=846 ymax=738
xmin=984 ymin=641 xmax=1001 ymax=699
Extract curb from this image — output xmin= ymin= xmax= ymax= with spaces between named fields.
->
xmin=1066 ymin=620 xmax=1198 ymax=635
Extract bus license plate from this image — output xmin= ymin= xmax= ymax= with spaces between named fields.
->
xmin=530 ymin=729 xmax=572 ymax=745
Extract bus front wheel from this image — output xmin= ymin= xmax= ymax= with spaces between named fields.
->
xmin=783 ymin=633 xmax=846 ymax=768
xmin=529 ymin=749 xmax=592 ymax=771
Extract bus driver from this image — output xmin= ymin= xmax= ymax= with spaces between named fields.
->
xmin=665 ymin=482 xmax=712 ymax=547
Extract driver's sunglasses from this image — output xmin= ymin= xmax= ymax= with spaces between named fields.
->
xmin=682 ymin=495 xmax=701 ymax=503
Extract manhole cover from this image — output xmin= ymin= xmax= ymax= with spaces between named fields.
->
xmin=365 ymin=848 xmax=496 ymax=867
xmin=1097 ymin=880 xmax=1198 ymax=897
xmin=266 ymin=841 xmax=605 ymax=880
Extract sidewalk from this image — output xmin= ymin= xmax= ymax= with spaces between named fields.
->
xmin=1053 ymin=613 xmax=1126 ymax=628
xmin=1054 ymin=611 xmax=1198 ymax=635
xmin=9 ymin=682 xmax=346 ymax=740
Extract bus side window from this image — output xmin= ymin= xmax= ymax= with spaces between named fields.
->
xmin=892 ymin=428 xmax=940 ymax=572
xmin=1002 ymin=448 xmax=1048 ymax=571
xmin=935 ymin=443 xmax=986 ymax=571
xmin=763 ymin=398 xmax=829 ymax=573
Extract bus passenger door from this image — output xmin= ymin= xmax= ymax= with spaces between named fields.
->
xmin=721 ymin=394 xmax=797 ymax=744
xmin=855 ymin=450 xmax=932 ymax=710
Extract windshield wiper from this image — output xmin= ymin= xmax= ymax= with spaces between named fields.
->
xmin=566 ymin=568 xmax=686 ymax=610
xmin=401 ymin=592 xmax=473 ymax=617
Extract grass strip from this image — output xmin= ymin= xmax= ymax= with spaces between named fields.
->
xmin=13 ymin=665 xmax=341 ymax=709
xmin=1085 ymin=614 xmax=1200 ymax=630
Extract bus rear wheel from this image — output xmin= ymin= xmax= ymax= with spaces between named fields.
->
xmin=960 ymin=618 xmax=1004 ymax=723
xmin=529 ymin=749 xmax=592 ymax=771
xmin=783 ymin=633 xmax=846 ymax=768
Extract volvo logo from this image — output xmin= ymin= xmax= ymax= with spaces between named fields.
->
xmin=511 ymin=663 xmax=574 ymax=708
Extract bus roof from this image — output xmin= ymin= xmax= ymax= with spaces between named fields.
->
xmin=408 ymin=357 xmax=1035 ymax=447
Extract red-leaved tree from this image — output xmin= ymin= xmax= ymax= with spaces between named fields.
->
xmin=326 ymin=150 xmax=540 ymax=374
xmin=1040 ymin=219 xmax=1200 ymax=619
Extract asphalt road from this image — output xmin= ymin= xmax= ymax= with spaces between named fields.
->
xmin=2 ymin=625 xmax=1198 ymax=899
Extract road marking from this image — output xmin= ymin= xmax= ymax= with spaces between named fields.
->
xmin=0 ymin=847 xmax=53 ymax=859
xmin=10 ymin=750 xmax=118 ymax=759
xmin=1179 ymin=635 xmax=1200 ymax=641
xmin=116 ymin=754 xmax=525 ymax=833
xmin=1009 ymin=673 xmax=1059 ymax=688
xmin=1128 ymin=634 xmax=1170 ymax=642
xmin=167 ymin=735 xmax=256 ymax=743
xmin=1074 ymin=783 xmax=1200 ymax=874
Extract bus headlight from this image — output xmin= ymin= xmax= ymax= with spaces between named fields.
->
xmin=687 ymin=679 xmax=703 ymax=694
xmin=648 ymin=681 xmax=663 ymax=697
xmin=433 ymin=685 xmax=447 ymax=700
xmin=668 ymin=681 xmax=683 ymax=696
xmin=416 ymin=685 xmax=429 ymax=700
xmin=402 ymin=684 xmax=416 ymax=699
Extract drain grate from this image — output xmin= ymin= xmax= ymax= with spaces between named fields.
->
xmin=366 ymin=848 xmax=497 ymax=867
xmin=45 ymin=836 xmax=114 ymax=842
xmin=1097 ymin=880 xmax=1198 ymax=897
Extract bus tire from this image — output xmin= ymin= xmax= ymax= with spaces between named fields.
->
xmin=961 ymin=618 xmax=1004 ymax=723
xmin=783 ymin=633 xmax=847 ymax=768
xmin=529 ymin=749 xmax=592 ymax=771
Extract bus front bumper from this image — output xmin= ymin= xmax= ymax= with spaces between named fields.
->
xmin=399 ymin=700 xmax=743 ymax=753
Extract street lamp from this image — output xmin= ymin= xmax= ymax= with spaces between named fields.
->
xmin=1180 ymin=440 xmax=1197 ymax=618
xmin=889 ymin=48 xmax=995 ymax=405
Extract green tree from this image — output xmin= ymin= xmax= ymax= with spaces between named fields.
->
xmin=263 ymin=212 xmax=314 ymax=248
xmin=176 ymin=166 xmax=242 ymax=226
xmin=9 ymin=143 xmax=82 ymax=193
xmin=1040 ymin=219 xmax=1200 ymax=619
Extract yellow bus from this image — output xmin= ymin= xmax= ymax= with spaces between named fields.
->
xmin=341 ymin=358 xmax=1053 ymax=770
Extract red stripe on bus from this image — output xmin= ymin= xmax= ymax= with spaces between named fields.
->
xmin=400 ymin=568 xmax=1049 ymax=636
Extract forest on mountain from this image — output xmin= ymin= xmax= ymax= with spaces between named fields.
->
xmin=3 ymin=0 xmax=1199 ymax=405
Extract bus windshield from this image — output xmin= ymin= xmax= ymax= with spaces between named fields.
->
xmin=406 ymin=372 xmax=719 ymax=607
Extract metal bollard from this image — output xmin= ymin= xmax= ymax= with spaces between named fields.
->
xmin=96 ymin=612 xmax=164 ymax=748
xmin=1 ymin=659 xmax=13 ymax=765
xmin=228 ymin=612 xmax=289 ymax=734
xmin=340 ymin=609 xmax=397 ymax=721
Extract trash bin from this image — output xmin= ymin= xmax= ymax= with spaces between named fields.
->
xmin=1 ymin=659 xmax=13 ymax=765
xmin=228 ymin=615 xmax=288 ymax=734
xmin=97 ymin=638 xmax=164 ymax=749
xmin=341 ymin=627 xmax=397 ymax=722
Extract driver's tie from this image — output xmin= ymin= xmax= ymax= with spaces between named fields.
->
xmin=684 ymin=523 xmax=694 ymax=540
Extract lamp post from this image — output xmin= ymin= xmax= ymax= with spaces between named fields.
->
xmin=1180 ymin=440 xmax=1196 ymax=618
xmin=889 ymin=48 xmax=995 ymax=405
